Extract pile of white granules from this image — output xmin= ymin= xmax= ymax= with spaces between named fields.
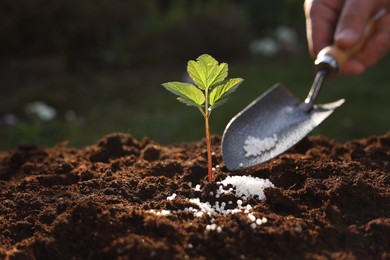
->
xmin=149 ymin=175 xmax=275 ymax=231
xmin=243 ymin=134 xmax=278 ymax=157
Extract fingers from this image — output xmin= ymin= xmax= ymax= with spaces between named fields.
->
xmin=305 ymin=0 xmax=390 ymax=75
xmin=304 ymin=0 xmax=344 ymax=58
xmin=359 ymin=13 xmax=390 ymax=66
xmin=334 ymin=0 xmax=378 ymax=49
xmin=339 ymin=10 xmax=390 ymax=75
xmin=340 ymin=59 xmax=365 ymax=75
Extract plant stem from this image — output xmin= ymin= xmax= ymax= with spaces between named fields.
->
xmin=205 ymin=113 xmax=213 ymax=183
xmin=204 ymin=86 xmax=213 ymax=183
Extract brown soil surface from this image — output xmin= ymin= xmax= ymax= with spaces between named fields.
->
xmin=0 ymin=132 xmax=389 ymax=259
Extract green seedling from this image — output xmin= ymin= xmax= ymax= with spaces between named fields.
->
xmin=163 ymin=54 xmax=243 ymax=182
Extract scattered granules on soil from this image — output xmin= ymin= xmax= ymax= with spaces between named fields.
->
xmin=0 ymin=132 xmax=389 ymax=259
xmin=149 ymin=175 xmax=273 ymax=219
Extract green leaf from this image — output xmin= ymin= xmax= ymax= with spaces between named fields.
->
xmin=209 ymin=78 xmax=243 ymax=107
xmin=209 ymin=97 xmax=229 ymax=110
xmin=162 ymin=81 xmax=205 ymax=107
xmin=187 ymin=54 xmax=228 ymax=90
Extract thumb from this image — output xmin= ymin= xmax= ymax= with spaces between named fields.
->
xmin=334 ymin=0 xmax=377 ymax=48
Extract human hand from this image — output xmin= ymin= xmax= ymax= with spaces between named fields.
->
xmin=304 ymin=0 xmax=390 ymax=75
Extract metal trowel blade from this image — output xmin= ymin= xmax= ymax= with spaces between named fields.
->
xmin=221 ymin=83 xmax=345 ymax=171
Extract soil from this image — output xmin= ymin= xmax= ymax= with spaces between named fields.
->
xmin=0 ymin=132 xmax=389 ymax=259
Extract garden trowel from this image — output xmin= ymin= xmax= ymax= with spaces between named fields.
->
xmin=222 ymin=10 xmax=384 ymax=171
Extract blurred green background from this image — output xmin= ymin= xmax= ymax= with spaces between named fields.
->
xmin=0 ymin=0 xmax=389 ymax=150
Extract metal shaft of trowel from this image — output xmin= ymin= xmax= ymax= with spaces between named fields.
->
xmin=302 ymin=53 xmax=340 ymax=112
xmin=303 ymin=69 xmax=328 ymax=111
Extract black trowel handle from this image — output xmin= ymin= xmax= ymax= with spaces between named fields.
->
xmin=314 ymin=9 xmax=385 ymax=75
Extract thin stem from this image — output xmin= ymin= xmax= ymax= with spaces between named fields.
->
xmin=204 ymin=87 xmax=213 ymax=183
xmin=205 ymin=113 xmax=213 ymax=183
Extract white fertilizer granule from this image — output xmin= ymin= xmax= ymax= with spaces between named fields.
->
xmin=243 ymin=134 xmax=278 ymax=157
xmin=167 ymin=193 xmax=177 ymax=201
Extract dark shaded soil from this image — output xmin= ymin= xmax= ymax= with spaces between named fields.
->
xmin=0 ymin=132 xmax=389 ymax=259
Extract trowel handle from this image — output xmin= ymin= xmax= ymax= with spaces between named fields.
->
xmin=315 ymin=9 xmax=385 ymax=74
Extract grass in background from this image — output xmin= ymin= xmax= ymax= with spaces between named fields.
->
xmin=1 ymin=55 xmax=389 ymax=150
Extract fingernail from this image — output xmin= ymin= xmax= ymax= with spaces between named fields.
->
xmin=335 ymin=29 xmax=359 ymax=43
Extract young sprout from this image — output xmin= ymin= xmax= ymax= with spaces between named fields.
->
xmin=162 ymin=54 xmax=243 ymax=182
